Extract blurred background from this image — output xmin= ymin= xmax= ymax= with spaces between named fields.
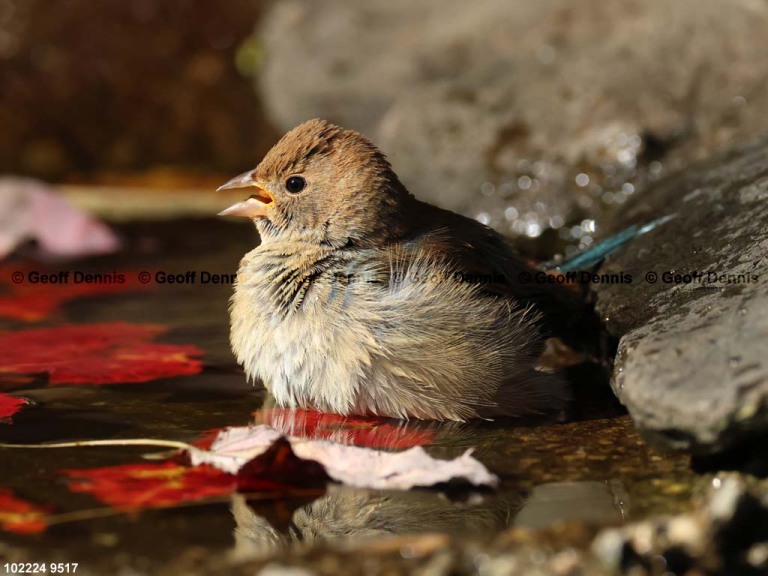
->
xmin=1 ymin=0 xmax=767 ymax=256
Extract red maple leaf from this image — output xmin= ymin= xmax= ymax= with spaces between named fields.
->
xmin=0 ymin=392 xmax=28 ymax=421
xmin=0 ymin=265 xmax=154 ymax=322
xmin=0 ymin=488 xmax=50 ymax=534
xmin=62 ymin=462 xmax=236 ymax=509
xmin=0 ymin=322 xmax=204 ymax=384
xmin=256 ymin=408 xmax=436 ymax=450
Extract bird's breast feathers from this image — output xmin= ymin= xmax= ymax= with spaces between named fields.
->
xmin=229 ymin=242 xmax=546 ymax=420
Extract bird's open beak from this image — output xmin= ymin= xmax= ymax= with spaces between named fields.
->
xmin=217 ymin=171 xmax=274 ymax=218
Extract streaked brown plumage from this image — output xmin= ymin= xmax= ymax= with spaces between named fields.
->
xmin=218 ymin=119 xmax=570 ymax=421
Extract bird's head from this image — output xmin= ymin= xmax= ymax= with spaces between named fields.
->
xmin=218 ymin=119 xmax=412 ymax=248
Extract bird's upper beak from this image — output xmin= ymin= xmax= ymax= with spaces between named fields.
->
xmin=217 ymin=171 xmax=274 ymax=218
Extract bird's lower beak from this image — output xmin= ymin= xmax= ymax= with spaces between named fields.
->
xmin=217 ymin=171 xmax=274 ymax=218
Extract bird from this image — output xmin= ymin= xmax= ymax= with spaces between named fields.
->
xmin=217 ymin=118 xmax=571 ymax=421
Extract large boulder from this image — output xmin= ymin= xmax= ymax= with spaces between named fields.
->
xmin=593 ymin=138 xmax=768 ymax=453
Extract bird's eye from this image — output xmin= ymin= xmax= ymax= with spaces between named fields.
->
xmin=285 ymin=176 xmax=306 ymax=194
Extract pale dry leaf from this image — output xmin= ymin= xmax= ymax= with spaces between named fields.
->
xmin=189 ymin=424 xmax=498 ymax=490
xmin=0 ymin=177 xmax=120 ymax=260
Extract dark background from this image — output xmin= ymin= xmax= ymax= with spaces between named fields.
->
xmin=0 ymin=0 xmax=273 ymax=182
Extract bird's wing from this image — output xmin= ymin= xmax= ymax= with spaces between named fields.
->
xmin=397 ymin=202 xmax=592 ymax=346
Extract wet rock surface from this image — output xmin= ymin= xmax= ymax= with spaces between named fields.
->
xmin=257 ymin=0 xmax=768 ymax=254
xmin=592 ymin=138 xmax=768 ymax=453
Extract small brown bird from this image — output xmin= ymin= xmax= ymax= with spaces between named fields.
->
xmin=218 ymin=119 xmax=569 ymax=421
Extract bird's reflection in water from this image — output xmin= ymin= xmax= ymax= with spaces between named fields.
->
xmin=232 ymin=481 xmax=629 ymax=558
xmin=231 ymin=486 xmax=523 ymax=559
xmin=233 ymin=408 xmax=630 ymax=558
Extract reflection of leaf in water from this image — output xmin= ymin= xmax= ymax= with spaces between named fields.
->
xmin=62 ymin=462 xmax=236 ymax=509
xmin=0 ymin=264 xmax=153 ymax=322
xmin=0 ymin=487 xmax=50 ymax=534
xmin=255 ymin=408 xmax=437 ymax=449
xmin=237 ymin=438 xmax=330 ymax=491
xmin=58 ymin=443 xmax=328 ymax=512
xmin=0 ymin=322 xmax=204 ymax=385
xmin=0 ymin=392 xmax=28 ymax=421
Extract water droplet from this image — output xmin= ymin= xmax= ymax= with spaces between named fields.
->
xmin=525 ymin=222 xmax=542 ymax=238
xmin=499 ymin=181 xmax=515 ymax=195
xmin=712 ymin=477 xmax=722 ymax=489
xmin=549 ymin=215 xmax=565 ymax=229
xmin=475 ymin=212 xmax=490 ymax=225
xmin=517 ymin=175 xmax=532 ymax=190
xmin=602 ymin=163 xmax=617 ymax=177
xmin=575 ymin=173 xmax=590 ymax=187
xmin=622 ymin=182 xmax=635 ymax=194
xmin=617 ymin=149 xmax=636 ymax=165
xmin=480 ymin=182 xmax=495 ymax=196
xmin=504 ymin=206 xmax=519 ymax=221
xmin=532 ymin=161 xmax=547 ymax=177
xmin=581 ymin=219 xmax=596 ymax=233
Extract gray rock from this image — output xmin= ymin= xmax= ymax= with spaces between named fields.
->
xmin=593 ymin=474 xmax=768 ymax=574
xmin=593 ymin=138 xmax=768 ymax=452
xmin=257 ymin=0 xmax=768 ymax=249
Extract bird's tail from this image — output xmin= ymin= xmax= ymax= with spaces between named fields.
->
xmin=483 ymin=369 xmax=571 ymax=420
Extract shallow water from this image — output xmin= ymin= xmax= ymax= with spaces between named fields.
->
xmin=0 ymin=218 xmax=696 ymax=572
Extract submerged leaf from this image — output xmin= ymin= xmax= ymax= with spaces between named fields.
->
xmin=62 ymin=462 xmax=235 ymax=509
xmin=0 ymin=392 xmax=27 ymax=421
xmin=0 ymin=264 xmax=153 ymax=322
xmin=0 ymin=322 xmax=204 ymax=384
xmin=0 ymin=488 xmax=49 ymax=534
